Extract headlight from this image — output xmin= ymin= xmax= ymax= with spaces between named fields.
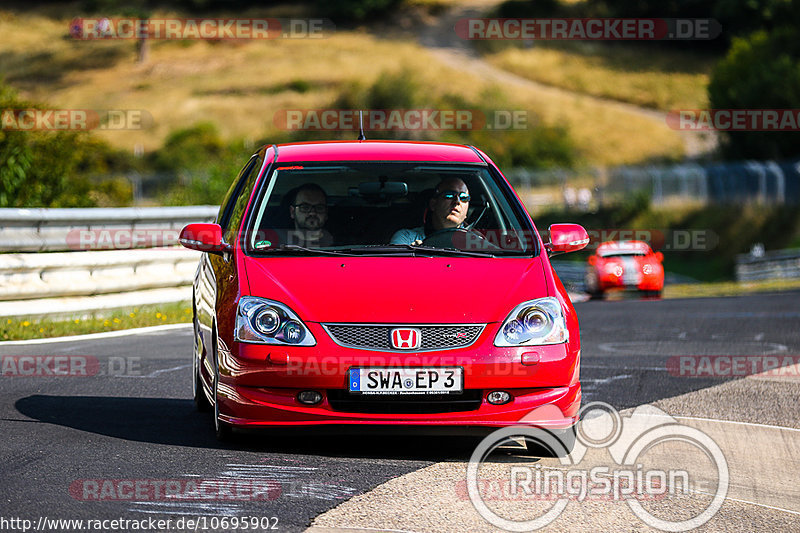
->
xmin=235 ymin=296 xmax=316 ymax=345
xmin=494 ymin=297 xmax=568 ymax=346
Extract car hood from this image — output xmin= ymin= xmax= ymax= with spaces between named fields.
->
xmin=242 ymin=255 xmax=549 ymax=323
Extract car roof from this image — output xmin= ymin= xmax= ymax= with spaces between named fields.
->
xmin=270 ymin=140 xmax=486 ymax=164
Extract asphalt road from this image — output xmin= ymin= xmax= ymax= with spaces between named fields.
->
xmin=2 ymin=291 xmax=799 ymax=532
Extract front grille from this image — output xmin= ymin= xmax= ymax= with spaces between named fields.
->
xmin=323 ymin=324 xmax=484 ymax=351
xmin=327 ymin=389 xmax=483 ymax=414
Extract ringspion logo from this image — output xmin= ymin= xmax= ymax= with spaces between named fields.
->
xmin=467 ymin=402 xmax=729 ymax=531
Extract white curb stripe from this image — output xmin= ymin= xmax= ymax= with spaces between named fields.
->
xmin=0 ymin=323 xmax=192 ymax=346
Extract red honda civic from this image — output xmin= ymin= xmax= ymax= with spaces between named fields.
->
xmin=180 ymin=141 xmax=588 ymax=451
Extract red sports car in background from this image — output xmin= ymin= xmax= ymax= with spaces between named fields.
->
xmin=180 ymin=140 xmax=588 ymax=454
xmin=585 ymin=240 xmax=664 ymax=298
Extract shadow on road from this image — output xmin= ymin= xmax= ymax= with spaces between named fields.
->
xmin=14 ymin=395 xmax=508 ymax=460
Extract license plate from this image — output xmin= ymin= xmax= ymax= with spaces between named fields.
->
xmin=349 ymin=367 xmax=463 ymax=394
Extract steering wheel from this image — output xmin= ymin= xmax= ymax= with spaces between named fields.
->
xmin=422 ymin=227 xmax=501 ymax=252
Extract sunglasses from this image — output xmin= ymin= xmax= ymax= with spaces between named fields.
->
xmin=293 ymin=203 xmax=327 ymax=214
xmin=438 ymin=190 xmax=470 ymax=203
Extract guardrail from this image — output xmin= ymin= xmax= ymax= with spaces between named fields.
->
xmin=736 ymin=248 xmax=800 ymax=281
xmin=0 ymin=206 xmax=218 ymax=252
xmin=508 ymin=158 xmax=800 ymax=207
xmin=0 ymin=206 xmax=217 ymax=318
xmin=0 ymin=249 xmax=201 ymax=301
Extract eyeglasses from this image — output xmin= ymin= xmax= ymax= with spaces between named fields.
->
xmin=293 ymin=203 xmax=327 ymax=214
xmin=438 ymin=190 xmax=470 ymax=203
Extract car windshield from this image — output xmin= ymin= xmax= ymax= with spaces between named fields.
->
xmin=245 ymin=162 xmax=537 ymax=257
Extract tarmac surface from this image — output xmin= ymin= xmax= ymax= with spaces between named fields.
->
xmin=1 ymin=291 xmax=798 ymax=532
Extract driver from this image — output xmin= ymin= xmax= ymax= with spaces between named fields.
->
xmin=390 ymin=177 xmax=470 ymax=245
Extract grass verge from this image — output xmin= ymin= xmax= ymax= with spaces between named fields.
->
xmin=664 ymin=279 xmax=800 ymax=299
xmin=0 ymin=301 xmax=191 ymax=342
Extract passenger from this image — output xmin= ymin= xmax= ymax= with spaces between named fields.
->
xmin=286 ymin=183 xmax=333 ymax=247
xmin=390 ymin=178 xmax=470 ymax=245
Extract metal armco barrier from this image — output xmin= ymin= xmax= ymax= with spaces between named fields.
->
xmin=0 ymin=206 xmax=218 ymax=252
xmin=0 ymin=206 xmax=217 ymax=318
xmin=0 ymin=248 xmax=201 ymax=301
xmin=736 ymin=249 xmax=800 ymax=281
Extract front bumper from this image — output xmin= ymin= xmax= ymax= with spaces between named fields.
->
xmin=218 ymin=382 xmax=581 ymax=429
xmin=216 ymin=323 xmax=581 ymax=430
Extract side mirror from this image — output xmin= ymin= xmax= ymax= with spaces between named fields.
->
xmin=655 ymin=251 xmax=664 ymax=262
xmin=179 ymin=223 xmax=231 ymax=254
xmin=587 ymin=255 xmax=597 ymax=265
xmin=546 ymin=223 xmax=589 ymax=255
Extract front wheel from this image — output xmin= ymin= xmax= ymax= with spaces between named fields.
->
xmin=193 ymin=352 xmax=211 ymax=412
xmin=192 ymin=315 xmax=211 ymax=412
xmin=213 ymin=360 xmax=232 ymax=441
xmin=211 ymin=329 xmax=232 ymax=441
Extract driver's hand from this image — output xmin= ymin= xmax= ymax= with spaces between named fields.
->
xmin=411 ymin=239 xmax=423 ymax=246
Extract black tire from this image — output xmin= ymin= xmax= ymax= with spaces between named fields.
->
xmin=193 ymin=353 xmax=211 ymax=412
xmin=522 ymin=427 xmax=576 ymax=458
xmin=211 ymin=328 xmax=232 ymax=441
xmin=640 ymin=290 xmax=662 ymax=299
xmin=192 ymin=310 xmax=211 ymax=412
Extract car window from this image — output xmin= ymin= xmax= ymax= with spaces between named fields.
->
xmin=217 ymin=154 xmax=260 ymax=233
xmin=601 ymin=252 xmax=648 ymax=258
xmin=246 ymin=162 xmax=537 ymax=256
xmin=221 ymin=153 xmax=265 ymax=244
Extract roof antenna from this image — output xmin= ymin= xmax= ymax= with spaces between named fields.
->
xmin=357 ymin=110 xmax=366 ymax=141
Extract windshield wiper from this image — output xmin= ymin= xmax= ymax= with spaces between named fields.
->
xmin=254 ymin=244 xmax=352 ymax=256
xmin=338 ymin=244 xmax=496 ymax=258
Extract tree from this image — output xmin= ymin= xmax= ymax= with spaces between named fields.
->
xmin=708 ymin=27 xmax=800 ymax=159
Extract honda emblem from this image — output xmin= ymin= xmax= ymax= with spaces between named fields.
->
xmin=391 ymin=328 xmax=421 ymax=350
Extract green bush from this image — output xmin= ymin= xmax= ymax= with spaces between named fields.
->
xmin=313 ymin=0 xmax=401 ymax=22
xmin=708 ymin=28 xmax=800 ymax=159
xmin=0 ymin=82 xmax=132 ymax=207
xmin=151 ymin=122 xmax=258 ymax=205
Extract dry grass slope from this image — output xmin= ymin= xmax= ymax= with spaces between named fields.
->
xmin=1 ymin=8 xmax=685 ymax=166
